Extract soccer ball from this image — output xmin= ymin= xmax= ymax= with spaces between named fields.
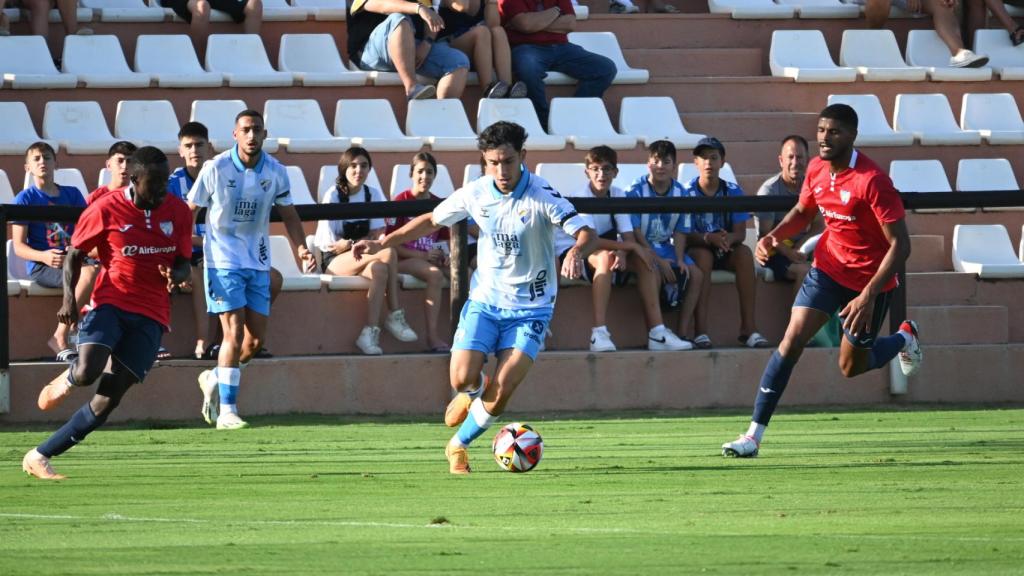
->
xmin=492 ymin=422 xmax=543 ymax=472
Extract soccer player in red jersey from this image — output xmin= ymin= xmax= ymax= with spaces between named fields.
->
xmin=721 ymin=104 xmax=923 ymax=458
xmin=22 ymin=147 xmax=192 ymax=480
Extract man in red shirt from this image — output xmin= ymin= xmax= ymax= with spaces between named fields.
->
xmin=721 ymin=104 xmax=923 ymax=458
xmin=22 ymin=147 xmax=192 ymax=480
xmin=499 ymin=0 xmax=615 ymax=127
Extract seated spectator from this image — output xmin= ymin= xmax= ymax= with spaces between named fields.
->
xmin=438 ymin=0 xmax=526 ymax=98
xmin=756 ymin=135 xmax=823 ymax=296
xmin=160 ymin=0 xmax=263 ymax=58
xmin=683 ymin=136 xmax=768 ymax=349
xmin=0 ymin=0 xmax=92 ymax=39
xmin=966 ymin=0 xmax=1024 ymax=45
xmin=12 ymin=142 xmax=89 ymax=360
xmin=347 ymin=0 xmax=471 ymax=101
xmin=609 ymin=0 xmax=679 ymax=13
xmin=315 ymin=147 xmax=418 ymax=355
xmin=88 ymin=141 xmax=137 ymax=204
xmin=853 ymin=0 xmax=987 ymax=67
xmin=498 ymin=0 xmax=616 ymax=127
xmin=625 ymin=140 xmax=700 ymax=351
xmin=554 ymin=146 xmax=671 ymax=352
xmin=387 ymin=152 xmax=452 ymax=352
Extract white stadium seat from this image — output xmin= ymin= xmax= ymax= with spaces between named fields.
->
xmin=777 ymin=0 xmax=859 ymax=18
xmin=839 ymin=30 xmax=927 ymax=81
xmin=535 ymin=163 xmax=586 ymax=196
xmin=343 ymin=57 xmax=434 ymax=87
xmin=278 ymin=34 xmax=368 ymax=86
xmin=564 ymin=32 xmax=649 ymax=84
xmin=406 ymin=99 xmax=478 ymax=151
xmin=769 ymin=30 xmax=857 ymax=82
xmin=707 ymin=0 xmax=795 ymax=18
xmin=62 ymin=35 xmax=151 ymax=88
xmin=476 ymin=99 xmax=566 ymax=151
xmin=1020 ymin=225 xmax=1024 ymax=262
xmin=905 ymin=30 xmax=992 ymax=81
xmin=955 ymin=158 xmax=1022 ymax=212
xmin=269 ymin=235 xmax=323 ymax=290
xmin=43 ymin=101 xmax=119 ymax=155
xmin=7 ymin=239 xmax=60 ymax=295
xmin=463 ymin=164 xmax=481 ymax=186
xmin=286 ymin=166 xmax=316 ymax=205
xmin=114 ymin=100 xmax=181 ymax=153
xmin=317 ymin=165 xmax=383 ymax=203
xmin=205 ymin=34 xmax=294 ymax=87
xmin=889 ymin=159 xmax=968 ymax=213
xmin=0 ymin=36 xmax=78 ymax=88
xmin=334 ymin=99 xmax=423 ymax=152
xmin=959 ymin=92 xmax=1024 ymax=145
xmin=23 ymin=168 xmax=89 ymax=195
xmin=619 ymin=96 xmax=706 ymax=148
xmin=611 ymin=163 xmax=648 ymax=191
xmin=264 ymin=99 xmax=351 ymax=153
xmin=390 ymin=163 xmax=456 ymax=199
xmin=80 ymin=0 xmax=164 ymax=22
xmin=261 ymin=0 xmax=310 ymax=21
xmin=826 ymin=94 xmax=914 ymax=146
xmin=134 ymin=35 xmax=224 ymax=88
xmin=0 ymin=102 xmax=59 ymax=155
xmin=894 ymin=93 xmax=982 ymax=145
xmin=548 ymin=98 xmax=637 ymax=150
xmin=972 ymin=29 xmax=1024 ymax=80
xmin=98 ymin=168 xmax=112 ymax=188
xmin=952 ymin=224 xmax=1024 ymax=278
xmin=292 ymin=0 xmax=347 ymax=20
xmin=0 ymin=169 xmax=14 ymax=203
xmin=191 ymin=99 xmax=280 ymax=153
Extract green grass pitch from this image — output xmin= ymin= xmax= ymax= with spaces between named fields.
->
xmin=2 ymin=408 xmax=1022 ymax=575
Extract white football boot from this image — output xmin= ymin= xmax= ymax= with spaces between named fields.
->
xmin=722 ymin=435 xmax=759 ymax=458
xmin=898 ymin=320 xmax=923 ymax=377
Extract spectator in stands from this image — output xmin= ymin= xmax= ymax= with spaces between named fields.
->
xmin=0 ymin=0 xmax=92 ymax=39
xmin=624 ymin=141 xmax=699 ymax=351
xmin=347 ymin=0 xmax=471 ymax=101
xmin=853 ymin=0 xmax=988 ymax=67
xmin=755 ymin=135 xmax=823 ymax=296
xmin=966 ymin=0 xmax=1024 ymax=46
xmin=316 ymin=147 xmax=418 ymax=355
xmin=160 ymin=0 xmax=263 ymax=58
xmin=684 ymin=136 xmax=768 ymax=349
xmin=387 ymin=152 xmax=452 ymax=352
xmin=498 ymin=0 xmax=616 ymax=127
xmin=609 ymin=0 xmax=679 ymax=13
xmin=88 ymin=141 xmax=137 ymax=204
xmin=12 ymin=142 xmax=89 ymax=360
xmin=438 ymin=0 xmax=527 ymax=98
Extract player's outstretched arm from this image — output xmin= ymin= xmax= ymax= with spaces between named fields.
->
xmin=57 ymin=247 xmax=85 ymax=326
xmin=353 ymin=213 xmax=441 ymax=260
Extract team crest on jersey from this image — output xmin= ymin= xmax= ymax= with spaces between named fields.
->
xmin=160 ymin=221 xmax=173 ymax=236
xmin=518 ymin=209 xmax=529 ymax=224
xmin=227 ymin=179 xmax=236 ymax=188
xmin=840 ymin=190 xmax=851 ymax=205
xmin=813 ymin=185 xmax=823 ymax=196
xmin=260 ymin=179 xmax=271 ymax=192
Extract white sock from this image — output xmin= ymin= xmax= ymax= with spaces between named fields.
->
xmin=746 ymin=422 xmax=766 ymax=443
xmin=649 ymin=324 xmax=666 ymax=337
xmin=593 ymin=325 xmax=607 ymax=333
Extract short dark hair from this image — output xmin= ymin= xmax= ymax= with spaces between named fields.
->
xmin=409 ymin=151 xmax=437 ymax=176
xmin=235 ymin=109 xmax=264 ymax=125
xmin=780 ymin=134 xmax=809 ymax=152
xmin=819 ymin=104 xmax=858 ymax=131
xmin=25 ymin=141 xmax=56 ymax=161
xmin=584 ymin=146 xmax=617 ymax=168
xmin=647 ymin=140 xmax=677 ymax=162
xmin=128 ymin=146 xmax=169 ymax=178
xmin=478 ymin=121 xmax=527 ymax=153
xmin=108 ymin=141 xmax=137 ymax=159
xmin=178 ymin=121 xmax=209 ymax=141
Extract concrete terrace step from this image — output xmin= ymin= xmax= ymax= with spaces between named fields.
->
xmin=907 ymin=234 xmax=946 ymax=273
xmin=625 ymin=48 xmax=763 ymax=78
xmin=908 ymin=305 xmax=1009 ymax=345
xmin=906 ymin=272 xmax=981 ymax=306
xmin=682 ymin=112 xmax=819 ymax=142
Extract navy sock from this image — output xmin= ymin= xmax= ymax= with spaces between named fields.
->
xmin=867 ymin=333 xmax=906 ymax=371
xmin=37 ymin=403 xmax=106 ymax=458
xmin=752 ymin=351 xmax=797 ymax=426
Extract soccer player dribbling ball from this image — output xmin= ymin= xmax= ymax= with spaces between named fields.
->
xmin=353 ymin=121 xmax=597 ymax=474
xmin=721 ymin=104 xmax=923 ymax=458
xmin=24 ymin=147 xmax=193 ymax=480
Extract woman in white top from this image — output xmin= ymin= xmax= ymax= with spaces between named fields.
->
xmin=315 ymin=147 xmax=417 ymax=355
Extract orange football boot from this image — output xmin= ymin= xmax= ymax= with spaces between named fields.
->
xmin=445 ymin=443 xmax=470 ymax=475
xmin=22 ymin=449 xmax=65 ymax=480
xmin=37 ymin=369 xmax=73 ymax=411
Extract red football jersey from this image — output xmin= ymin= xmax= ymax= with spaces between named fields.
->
xmin=72 ymin=188 xmax=193 ymax=328
xmin=87 ymin=186 xmax=121 ymax=205
xmin=799 ymin=151 xmax=905 ymax=292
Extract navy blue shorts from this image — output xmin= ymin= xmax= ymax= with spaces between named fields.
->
xmin=77 ymin=304 xmax=164 ymax=382
xmin=793 ymin=267 xmax=893 ymax=348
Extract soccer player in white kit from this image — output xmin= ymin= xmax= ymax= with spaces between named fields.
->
xmin=187 ymin=110 xmax=314 ymax=429
xmin=354 ymin=122 xmax=597 ymax=474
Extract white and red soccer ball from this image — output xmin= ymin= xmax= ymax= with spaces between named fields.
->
xmin=492 ymin=422 xmax=543 ymax=473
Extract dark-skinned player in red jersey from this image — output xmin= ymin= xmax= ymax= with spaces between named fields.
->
xmin=721 ymin=103 xmax=923 ymax=458
xmin=22 ymin=147 xmax=193 ymax=480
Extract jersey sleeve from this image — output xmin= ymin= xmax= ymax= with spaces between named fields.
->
xmin=610 ymin=187 xmax=634 ymax=234
xmin=433 ymin=186 xmax=471 ymax=227
xmin=498 ymin=0 xmax=529 ymax=24
xmin=70 ymin=201 xmax=105 ymax=254
xmin=543 ymin=189 xmax=589 ymax=237
xmin=187 ymin=162 xmax=215 ymax=207
xmin=727 ymin=183 xmax=751 ymax=227
xmin=865 ymin=173 xmax=905 ymax=224
xmin=273 ymin=164 xmax=293 ymax=207
xmin=673 ymin=211 xmax=692 ymax=234
xmin=368 ymin=186 xmax=387 ymax=231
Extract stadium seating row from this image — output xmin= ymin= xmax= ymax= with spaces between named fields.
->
xmin=771 ymin=29 xmax=1024 ymax=82
xmin=953 ymin=224 xmax=1024 ymax=278
xmin=0 ymin=95 xmax=705 ymax=155
xmin=0 ymin=30 xmax=627 ymax=90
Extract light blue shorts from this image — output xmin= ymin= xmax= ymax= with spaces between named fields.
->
xmin=357 ymin=13 xmax=470 ymax=79
xmin=204 ymin=268 xmax=271 ymax=316
xmin=452 ymin=300 xmax=553 ymax=360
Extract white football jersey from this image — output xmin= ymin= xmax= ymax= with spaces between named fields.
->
xmin=433 ymin=170 xmax=590 ymax=309
xmin=188 ymin=147 xmax=292 ymax=271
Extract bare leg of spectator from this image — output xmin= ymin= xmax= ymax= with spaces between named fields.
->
xmin=190 ymin=0 xmax=211 ymax=62
xmin=399 ymin=258 xmax=448 ymax=350
xmin=588 ymin=250 xmax=614 ymax=329
xmin=924 ymin=0 xmax=968 ymax=56
xmin=678 ymin=264 xmax=702 ymax=339
xmin=862 ymin=0 xmax=891 ymax=28
xmin=450 ymin=25 xmax=495 ymax=90
xmin=490 ymin=26 xmax=514 ymax=86
xmin=190 ymin=266 xmax=212 ymax=358
xmin=728 ymin=245 xmax=758 ymax=338
xmin=436 ymin=68 xmax=468 ymax=99
xmin=689 ymin=247 xmax=714 ymax=338
xmin=25 ymin=0 xmax=50 ymax=36
xmin=242 ymin=0 xmax=261 ymax=35
xmin=387 ymin=19 xmax=421 ymax=97
xmin=56 ymin=0 xmax=87 ymax=35
xmin=0 ymin=1 xmax=10 ymax=36
xmin=627 ymin=251 xmax=664 ymax=330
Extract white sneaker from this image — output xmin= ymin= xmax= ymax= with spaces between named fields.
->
xmin=590 ymin=327 xmax=617 ymax=352
xmin=648 ymin=327 xmax=694 ymax=351
xmin=384 ymin=309 xmax=418 ymax=342
xmin=722 ymin=435 xmax=759 ymax=458
xmin=898 ymin=320 xmax=923 ymax=377
xmin=949 ymin=49 xmax=989 ymax=68
xmin=216 ymin=412 xmax=249 ymax=430
xmin=198 ymin=369 xmax=218 ymax=426
xmin=356 ymin=326 xmax=383 ymax=355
